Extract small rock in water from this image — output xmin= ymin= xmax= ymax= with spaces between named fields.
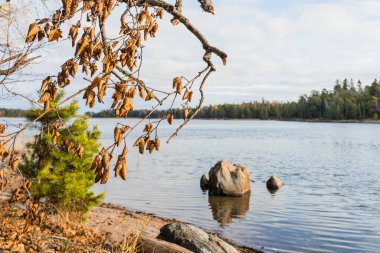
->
xmin=200 ymin=173 xmax=209 ymax=191
xmin=266 ymin=176 xmax=283 ymax=192
xmin=158 ymin=222 xmax=238 ymax=253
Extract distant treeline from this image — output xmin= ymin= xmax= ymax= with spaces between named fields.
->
xmin=0 ymin=108 xmax=26 ymax=117
xmin=3 ymin=79 xmax=380 ymax=120
xmin=87 ymin=79 xmax=380 ymax=120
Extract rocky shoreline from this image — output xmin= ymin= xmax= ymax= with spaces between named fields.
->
xmin=0 ymin=161 xmax=266 ymax=252
xmin=0 ymin=189 xmax=262 ymax=253
xmin=88 ymin=202 xmax=262 ymax=253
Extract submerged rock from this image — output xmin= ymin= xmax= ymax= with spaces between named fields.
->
xmin=158 ymin=222 xmax=238 ymax=253
xmin=266 ymin=176 xmax=283 ymax=192
xmin=200 ymin=174 xmax=209 ymax=191
xmin=208 ymin=161 xmax=251 ymax=197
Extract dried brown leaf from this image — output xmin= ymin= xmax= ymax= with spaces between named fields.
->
xmin=48 ymin=28 xmax=62 ymax=42
xmin=25 ymin=23 xmax=40 ymax=43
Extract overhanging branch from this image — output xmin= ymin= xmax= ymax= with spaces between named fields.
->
xmin=129 ymin=0 xmax=227 ymax=66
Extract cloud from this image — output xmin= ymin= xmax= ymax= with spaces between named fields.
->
xmin=4 ymin=0 xmax=380 ymax=110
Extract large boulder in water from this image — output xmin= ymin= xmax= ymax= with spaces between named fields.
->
xmin=208 ymin=161 xmax=251 ymax=197
xmin=158 ymin=222 xmax=238 ymax=253
xmin=266 ymin=176 xmax=283 ymax=191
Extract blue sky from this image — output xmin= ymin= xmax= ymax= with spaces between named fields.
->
xmin=3 ymin=0 xmax=380 ymax=111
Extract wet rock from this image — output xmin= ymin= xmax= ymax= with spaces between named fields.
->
xmin=208 ymin=161 xmax=251 ymax=197
xmin=266 ymin=176 xmax=283 ymax=192
xmin=200 ymin=174 xmax=209 ymax=191
xmin=158 ymin=222 xmax=238 ymax=253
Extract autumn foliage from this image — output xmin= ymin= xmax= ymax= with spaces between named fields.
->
xmin=1 ymin=0 xmax=226 ymax=224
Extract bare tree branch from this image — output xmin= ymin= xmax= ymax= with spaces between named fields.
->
xmin=167 ymin=66 xmax=214 ymax=143
xmin=130 ymin=0 xmax=227 ymax=66
xmin=0 ymin=54 xmax=40 ymax=76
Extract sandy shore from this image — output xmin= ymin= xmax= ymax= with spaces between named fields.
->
xmin=1 ymin=169 xmax=261 ymax=252
xmin=1 ymin=184 xmax=260 ymax=253
xmin=87 ymin=202 xmax=260 ymax=253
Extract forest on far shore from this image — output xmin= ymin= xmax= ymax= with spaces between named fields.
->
xmin=0 ymin=108 xmax=25 ymax=117
xmin=3 ymin=79 xmax=380 ymax=120
xmin=87 ymin=79 xmax=380 ymax=120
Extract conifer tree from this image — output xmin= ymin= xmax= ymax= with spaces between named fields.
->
xmin=19 ymin=92 xmax=103 ymax=215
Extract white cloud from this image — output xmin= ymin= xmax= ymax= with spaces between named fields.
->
xmin=4 ymin=0 xmax=380 ymax=110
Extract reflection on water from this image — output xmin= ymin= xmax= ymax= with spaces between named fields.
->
xmin=208 ymin=194 xmax=250 ymax=227
xmin=267 ymin=188 xmax=279 ymax=195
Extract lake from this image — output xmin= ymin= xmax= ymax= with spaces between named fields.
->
xmin=2 ymin=118 xmax=380 ymax=252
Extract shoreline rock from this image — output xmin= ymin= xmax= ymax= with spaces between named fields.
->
xmin=158 ymin=222 xmax=239 ymax=253
xmin=91 ymin=203 xmax=261 ymax=253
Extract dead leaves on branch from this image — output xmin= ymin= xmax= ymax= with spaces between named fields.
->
xmin=48 ymin=28 xmax=63 ymax=42
xmin=114 ymin=146 xmax=127 ymax=180
xmin=60 ymin=139 xmax=84 ymax=159
xmin=25 ymin=23 xmax=40 ymax=43
xmin=25 ymin=22 xmax=62 ymax=43
xmin=182 ymin=89 xmax=193 ymax=102
xmin=92 ymin=148 xmax=111 ymax=184
xmin=0 ymin=167 xmax=8 ymax=192
xmin=183 ymin=108 xmax=190 ymax=120
xmin=9 ymin=153 xmax=19 ymax=171
xmin=114 ymin=126 xmax=129 ymax=146
xmin=198 ymin=0 xmax=215 ymax=14
xmin=83 ymin=76 xmax=107 ymax=108
xmin=62 ymin=0 xmax=79 ymax=17
xmin=0 ymin=134 xmax=20 ymax=176
xmin=25 ymin=0 xmax=193 ymax=126
xmin=0 ymin=124 xmax=5 ymax=134
xmin=173 ymin=77 xmax=182 ymax=94
xmin=100 ymin=149 xmax=110 ymax=184
xmin=69 ymin=23 xmax=79 ymax=47
xmin=37 ymin=78 xmax=58 ymax=111
xmin=21 ymin=0 xmax=220 ymax=188
xmin=133 ymin=134 xmax=160 ymax=155
xmin=166 ymin=112 xmax=174 ymax=125
xmin=170 ymin=18 xmax=180 ymax=26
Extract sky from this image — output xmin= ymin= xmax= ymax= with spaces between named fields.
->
xmin=3 ymin=0 xmax=380 ymax=111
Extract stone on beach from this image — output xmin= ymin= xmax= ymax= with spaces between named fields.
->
xmin=158 ymin=222 xmax=239 ymax=253
xmin=207 ymin=161 xmax=251 ymax=197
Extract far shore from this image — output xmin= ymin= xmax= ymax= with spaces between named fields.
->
xmin=3 ymin=116 xmax=380 ymax=124
xmin=88 ymin=117 xmax=380 ymax=124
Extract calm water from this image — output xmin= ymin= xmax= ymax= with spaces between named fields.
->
xmin=2 ymin=118 xmax=380 ymax=252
